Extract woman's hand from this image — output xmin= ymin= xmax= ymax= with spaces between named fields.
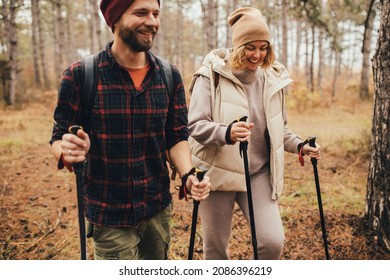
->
xmin=230 ymin=121 xmax=254 ymax=142
xmin=302 ymin=142 xmax=321 ymax=160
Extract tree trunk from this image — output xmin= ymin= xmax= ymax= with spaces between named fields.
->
xmin=4 ymin=0 xmax=21 ymax=105
xmin=56 ymin=0 xmax=65 ymax=68
xmin=317 ymin=28 xmax=324 ymax=96
xmin=82 ymin=0 xmax=91 ymax=54
xmin=365 ymin=0 xmax=390 ymax=253
xmin=281 ymin=0 xmax=288 ymax=68
xmin=93 ymin=0 xmax=103 ymax=51
xmin=295 ymin=19 xmax=302 ymax=72
xmin=225 ymin=0 xmax=239 ymax=49
xmin=309 ymin=25 xmax=315 ymax=92
xmin=213 ymin=0 xmax=219 ymax=49
xmin=348 ymin=27 xmax=358 ymax=77
xmin=31 ymin=0 xmax=41 ymax=87
xmin=225 ymin=0 xmax=233 ymax=48
xmin=1 ymin=0 xmax=9 ymax=102
xmin=275 ymin=20 xmax=281 ymax=61
xmin=37 ymin=0 xmax=50 ymax=89
xmin=64 ymin=1 xmax=75 ymax=65
xmin=88 ymin=0 xmax=99 ymax=53
xmin=0 ymin=1 xmax=5 ymax=57
xmin=304 ymin=24 xmax=310 ymax=90
xmin=153 ymin=0 xmax=166 ymax=57
xmin=331 ymin=50 xmax=341 ymax=100
xmin=201 ymin=0 xmax=217 ymax=52
xmin=360 ymin=0 xmax=376 ymax=100
xmin=51 ymin=0 xmax=60 ymax=85
xmin=176 ymin=0 xmax=183 ymax=71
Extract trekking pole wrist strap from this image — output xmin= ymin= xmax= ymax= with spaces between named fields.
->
xmin=298 ymin=138 xmax=310 ymax=167
xmin=225 ymin=121 xmax=236 ymax=145
xmin=178 ymin=167 xmax=196 ymax=201
xmin=58 ymin=152 xmax=73 ymax=172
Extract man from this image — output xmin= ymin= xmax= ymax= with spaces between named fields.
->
xmin=50 ymin=0 xmax=210 ymax=260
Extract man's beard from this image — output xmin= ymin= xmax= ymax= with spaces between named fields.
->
xmin=118 ymin=25 xmax=156 ymax=52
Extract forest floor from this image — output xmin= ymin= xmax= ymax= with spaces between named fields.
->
xmin=0 ymin=88 xmax=389 ymax=261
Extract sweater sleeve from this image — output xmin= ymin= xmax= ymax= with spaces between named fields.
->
xmin=188 ymin=75 xmax=228 ymax=147
xmin=281 ymin=91 xmax=302 ymax=154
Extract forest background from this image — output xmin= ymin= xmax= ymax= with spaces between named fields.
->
xmin=0 ymin=0 xmax=389 ymax=260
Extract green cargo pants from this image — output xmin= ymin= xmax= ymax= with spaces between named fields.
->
xmin=90 ymin=203 xmax=173 ymax=260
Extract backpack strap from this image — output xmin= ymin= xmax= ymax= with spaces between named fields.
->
xmin=155 ymin=55 xmax=174 ymax=99
xmin=155 ymin=55 xmax=178 ymax=179
xmin=80 ymin=54 xmax=97 ymax=133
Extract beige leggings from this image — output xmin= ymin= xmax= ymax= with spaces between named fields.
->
xmin=199 ymin=172 xmax=284 ymax=260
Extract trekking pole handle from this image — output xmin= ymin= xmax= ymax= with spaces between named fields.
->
xmin=238 ymin=116 xmax=248 ymax=123
xmin=193 ymin=166 xmax=208 ymax=206
xmin=195 ymin=166 xmax=208 ymax=182
xmin=68 ymin=125 xmax=83 ymax=135
xmin=308 ymin=136 xmax=317 ymax=164
xmin=68 ymin=125 xmax=85 ymax=172
xmin=237 ymin=116 xmax=249 ymax=153
xmin=308 ymin=136 xmax=317 ymax=148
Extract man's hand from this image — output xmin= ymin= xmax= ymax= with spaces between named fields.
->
xmin=186 ymin=175 xmax=211 ymax=201
xmin=61 ymin=129 xmax=90 ymax=164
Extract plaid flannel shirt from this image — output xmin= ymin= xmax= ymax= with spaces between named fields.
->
xmin=50 ymin=42 xmax=189 ymax=227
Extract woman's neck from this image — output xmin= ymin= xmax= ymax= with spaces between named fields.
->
xmin=232 ymin=68 xmax=261 ymax=84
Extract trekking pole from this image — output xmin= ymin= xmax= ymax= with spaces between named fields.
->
xmin=188 ymin=166 xmax=208 ymax=260
xmin=238 ymin=116 xmax=259 ymax=260
xmin=68 ymin=125 xmax=87 ymax=260
xmin=308 ymin=136 xmax=330 ymax=260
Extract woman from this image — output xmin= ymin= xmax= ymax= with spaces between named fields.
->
xmin=187 ymin=7 xmax=321 ymax=260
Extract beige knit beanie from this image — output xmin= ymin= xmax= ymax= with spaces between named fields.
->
xmin=227 ymin=7 xmax=270 ymax=49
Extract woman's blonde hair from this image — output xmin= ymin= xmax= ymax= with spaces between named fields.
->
xmin=228 ymin=43 xmax=275 ymax=71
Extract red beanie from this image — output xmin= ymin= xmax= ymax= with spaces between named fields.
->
xmin=100 ymin=0 xmax=160 ymax=32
